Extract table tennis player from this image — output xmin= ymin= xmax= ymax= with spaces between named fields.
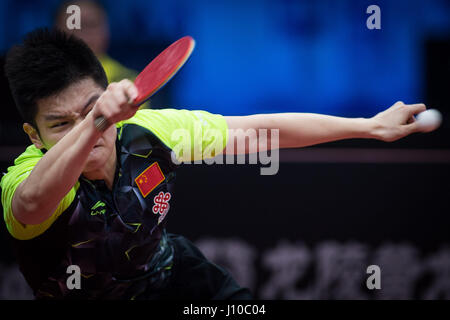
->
xmin=0 ymin=28 xmax=430 ymax=299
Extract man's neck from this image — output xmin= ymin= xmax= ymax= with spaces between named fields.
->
xmin=83 ymin=146 xmax=117 ymax=190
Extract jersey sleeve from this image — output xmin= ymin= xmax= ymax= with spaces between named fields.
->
xmin=0 ymin=145 xmax=78 ymax=240
xmin=118 ymin=108 xmax=229 ymax=162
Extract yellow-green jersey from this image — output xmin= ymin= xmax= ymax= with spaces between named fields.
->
xmin=0 ymin=108 xmax=228 ymax=299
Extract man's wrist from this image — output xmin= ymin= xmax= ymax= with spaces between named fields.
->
xmin=361 ymin=117 xmax=383 ymax=140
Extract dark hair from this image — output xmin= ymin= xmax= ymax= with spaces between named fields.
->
xmin=4 ymin=27 xmax=108 ymax=125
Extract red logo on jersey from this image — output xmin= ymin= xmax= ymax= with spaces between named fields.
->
xmin=153 ymin=191 xmax=171 ymax=224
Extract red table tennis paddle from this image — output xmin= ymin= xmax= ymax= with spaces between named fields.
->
xmin=94 ymin=36 xmax=195 ymax=131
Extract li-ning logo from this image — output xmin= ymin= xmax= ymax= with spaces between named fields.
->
xmin=90 ymin=201 xmax=106 ymax=216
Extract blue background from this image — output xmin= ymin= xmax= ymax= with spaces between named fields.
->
xmin=0 ymin=0 xmax=449 ymax=117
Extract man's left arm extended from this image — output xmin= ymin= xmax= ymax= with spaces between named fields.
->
xmin=223 ymin=101 xmax=427 ymax=154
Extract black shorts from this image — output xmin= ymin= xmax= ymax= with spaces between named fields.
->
xmin=138 ymin=233 xmax=253 ymax=300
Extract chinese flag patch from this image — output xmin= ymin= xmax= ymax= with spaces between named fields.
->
xmin=135 ymin=162 xmax=165 ymax=198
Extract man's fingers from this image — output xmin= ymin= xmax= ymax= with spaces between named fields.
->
xmin=93 ymin=80 xmax=140 ymax=127
xmin=96 ymin=94 xmax=117 ymax=120
xmin=401 ymin=104 xmax=425 ymax=135
xmin=108 ymin=80 xmax=137 ymax=105
xmin=110 ymin=88 xmax=128 ymax=106
xmin=407 ymin=103 xmax=427 ymax=117
xmin=404 ymin=121 xmax=420 ymax=135
xmin=118 ymin=79 xmax=138 ymax=104
xmin=406 ymin=115 xmax=415 ymax=124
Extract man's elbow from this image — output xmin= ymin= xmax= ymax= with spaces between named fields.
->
xmin=12 ymin=189 xmax=51 ymax=225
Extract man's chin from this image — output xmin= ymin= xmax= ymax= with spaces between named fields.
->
xmin=83 ymin=152 xmax=107 ymax=173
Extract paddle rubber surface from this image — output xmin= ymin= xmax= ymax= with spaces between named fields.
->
xmin=133 ymin=36 xmax=195 ymax=106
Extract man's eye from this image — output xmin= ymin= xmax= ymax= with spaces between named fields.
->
xmin=51 ymin=121 xmax=68 ymax=128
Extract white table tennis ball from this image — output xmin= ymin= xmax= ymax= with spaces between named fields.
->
xmin=415 ymin=109 xmax=442 ymax=132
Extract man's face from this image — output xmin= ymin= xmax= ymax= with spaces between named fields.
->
xmin=27 ymin=78 xmax=116 ymax=174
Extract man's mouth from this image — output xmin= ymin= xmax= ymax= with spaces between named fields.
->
xmin=94 ymin=139 xmax=103 ymax=148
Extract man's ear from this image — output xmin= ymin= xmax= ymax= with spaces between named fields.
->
xmin=23 ymin=123 xmax=44 ymax=149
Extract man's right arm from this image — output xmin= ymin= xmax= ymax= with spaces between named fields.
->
xmin=12 ymin=80 xmax=138 ymax=226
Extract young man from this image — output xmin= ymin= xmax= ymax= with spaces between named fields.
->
xmin=1 ymin=28 xmax=429 ymax=299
